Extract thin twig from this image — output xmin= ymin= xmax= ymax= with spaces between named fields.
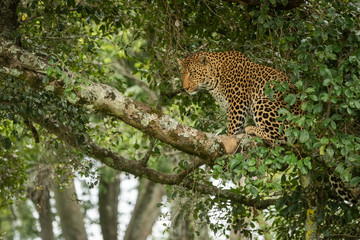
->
xmin=140 ymin=138 xmax=156 ymax=166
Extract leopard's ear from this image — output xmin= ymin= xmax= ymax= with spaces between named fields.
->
xmin=177 ymin=59 xmax=183 ymax=66
xmin=198 ymin=55 xmax=208 ymax=66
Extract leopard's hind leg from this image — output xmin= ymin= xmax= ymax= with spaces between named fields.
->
xmin=245 ymin=97 xmax=287 ymax=142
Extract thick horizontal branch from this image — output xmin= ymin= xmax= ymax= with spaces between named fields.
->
xmin=0 ymin=37 xmax=244 ymax=162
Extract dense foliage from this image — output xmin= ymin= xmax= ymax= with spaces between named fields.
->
xmin=1 ymin=0 xmax=360 ymax=239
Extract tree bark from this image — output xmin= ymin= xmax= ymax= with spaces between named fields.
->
xmin=301 ymin=172 xmax=318 ymax=240
xmin=98 ymin=167 xmax=121 ymax=240
xmin=36 ymin=193 xmax=54 ymax=240
xmin=124 ymin=179 xmax=165 ymax=240
xmin=53 ymin=180 xmax=88 ymax=240
xmin=28 ymin=167 xmax=55 ymax=240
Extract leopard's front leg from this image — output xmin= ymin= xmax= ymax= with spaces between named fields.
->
xmin=227 ymin=99 xmax=249 ymax=135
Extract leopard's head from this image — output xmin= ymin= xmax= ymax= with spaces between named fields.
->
xmin=177 ymin=53 xmax=210 ymax=94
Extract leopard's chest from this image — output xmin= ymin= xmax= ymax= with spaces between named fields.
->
xmin=209 ymin=88 xmax=228 ymax=111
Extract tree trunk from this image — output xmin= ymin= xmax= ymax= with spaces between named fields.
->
xmin=124 ymin=179 xmax=164 ymax=240
xmin=36 ymin=191 xmax=54 ymax=240
xmin=169 ymin=198 xmax=210 ymax=240
xmin=301 ymin=172 xmax=318 ymax=240
xmin=28 ymin=168 xmax=54 ymax=240
xmin=54 ymin=180 xmax=88 ymax=240
xmin=98 ymin=167 xmax=121 ymax=240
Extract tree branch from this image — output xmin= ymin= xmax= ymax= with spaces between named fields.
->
xmin=140 ymin=138 xmax=156 ymax=166
xmin=0 ymin=37 xmax=245 ymax=162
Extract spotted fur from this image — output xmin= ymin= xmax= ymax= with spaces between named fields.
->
xmin=178 ymin=51 xmax=301 ymax=141
xmin=329 ymin=173 xmax=357 ymax=204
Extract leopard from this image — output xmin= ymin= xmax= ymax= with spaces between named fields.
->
xmin=178 ymin=51 xmax=358 ymax=204
xmin=177 ymin=51 xmax=301 ymax=141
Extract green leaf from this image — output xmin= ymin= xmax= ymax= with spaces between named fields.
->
xmin=284 ymin=154 xmax=297 ymax=165
xmin=330 ymin=121 xmax=336 ymax=129
xmin=326 ymin=146 xmax=334 ymax=158
xmin=46 ymin=67 xmax=54 ymax=76
xmin=319 ymin=93 xmax=329 ymax=102
xmin=323 ymin=118 xmax=331 ymax=126
xmin=343 ymin=169 xmax=352 ymax=182
xmin=300 ymin=166 xmax=308 ymax=174
xmin=63 ymin=75 xmax=71 ymax=85
xmin=309 ymin=94 xmax=318 ymax=101
xmin=55 ymin=66 xmax=62 ymax=76
xmin=323 ymin=78 xmax=332 ymax=86
xmin=258 ymin=165 xmax=267 ymax=175
xmin=229 ymin=156 xmax=242 ymax=170
xmin=304 ymin=157 xmax=312 ymax=169
xmin=320 ymin=137 xmax=329 ymax=145
xmin=326 ymin=52 xmax=336 ymax=60
xmin=305 ymin=87 xmax=315 ymax=94
xmin=269 ymin=0 xmax=276 ymax=5
xmin=213 ymin=165 xmax=223 ymax=173
xmin=349 ymin=55 xmax=357 ymax=63
xmin=313 ymin=103 xmax=323 ymax=114
xmin=248 ymin=166 xmax=256 ymax=172
xmin=320 ymin=145 xmax=326 ymax=155
xmin=319 ymin=67 xmax=332 ymax=78
xmin=264 ymin=87 xmax=274 ymax=101
xmin=296 ymin=160 xmax=303 ymax=169
xmin=247 ymin=158 xmax=256 ymax=166
xmin=272 ymin=182 xmax=281 ymax=190
xmin=299 ymin=130 xmax=309 ymax=143
xmin=250 ymin=186 xmax=258 ymax=197
xmin=335 ymin=163 xmax=344 ymax=173
xmin=258 ymin=14 xmax=265 ymax=24
xmin=350 ymin=176 xmax=360 ymax=187
xmin=284 ymin=93 xmax=297 ymax=105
